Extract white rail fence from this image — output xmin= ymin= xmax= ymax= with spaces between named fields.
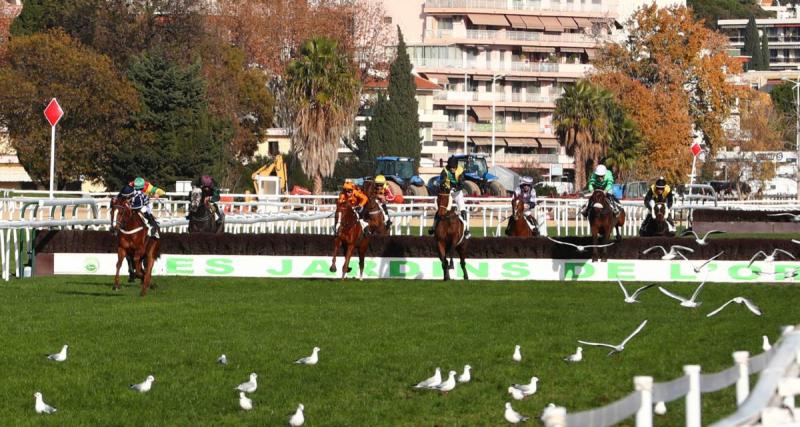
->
xmin=542 ymin=326 xmax=800 ymax=427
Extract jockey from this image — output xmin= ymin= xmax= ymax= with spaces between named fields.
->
xmin=334 ymin=181 xmax=370 ymax=234
xmin=128 ymin=177 xmax=166 ymax=238
xmin=642 ymin=176 xmax=675 ymax=232
xmin=506 ymin=176 xmax=537 ymax=235
xmin=198 ymin=175 xmax=224 ymax=226
xmin=428 ymin=156 xmax=470 ymax=239
xmin=373 ymin=175 xmax=394 ymax=228
xmin=582 ymin=164 xmax=620 ymax=217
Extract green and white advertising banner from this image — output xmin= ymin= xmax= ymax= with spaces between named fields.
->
xmin=55 ymin=253 xmax=800 ymax=282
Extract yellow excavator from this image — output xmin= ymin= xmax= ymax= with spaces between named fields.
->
xmin=251 ymin=154 xmax=289 ymax=195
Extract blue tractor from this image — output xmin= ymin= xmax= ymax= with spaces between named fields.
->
xmin=426 ymin=154 xmax=507 ymax=196
xmin=373 ymin=156 xmax=429 ymax=197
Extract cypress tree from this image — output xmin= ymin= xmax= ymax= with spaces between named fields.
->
xmin=364 ymin=93 xmax=400 ymax=158
xmin=744 ymin=16 xmax=761 ymax=71
xmin=761 ymin=31 xmax=771 ymax=70
xmin=386 ymin=27 xmax=422 ymax=166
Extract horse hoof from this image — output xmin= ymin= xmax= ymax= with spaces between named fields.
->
xmin=346 ymin=267 xmax=352 ymax=273
xmin=329 ymin=266 xmax=336 ymax=273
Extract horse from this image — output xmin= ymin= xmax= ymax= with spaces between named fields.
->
xmin=188 ymin=187 xmax=224 ymax=233
xmin=110 ymin=197 xmax=160 ymax=296
xmin=434 ymin=187 xmax=469 ymax=281
xmin=506 ymin=195 xmax=539 ymax=237
xmin=639 ymin=202 xmax=674 ymax=237
xmin=362 ymin=180 xmax=388 ymax=236
xmin=587 ymin=189 xmax=625 ymax=262
xmin=329 ymin=200 xmax=370 ymax=280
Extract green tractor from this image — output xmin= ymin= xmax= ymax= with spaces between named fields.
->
xmin=426 ymin=154 xmax=506 ymax=196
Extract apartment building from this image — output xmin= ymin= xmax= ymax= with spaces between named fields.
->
xmin=383 ymin=0 xmax=682 ymax=182
xmin=717 ymin=3 xmax=800 ymax=71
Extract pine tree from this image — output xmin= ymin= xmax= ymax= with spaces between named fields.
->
xmin=744 ymin=16 xmax=762 ymax=71
xmin=761 ymin=31 xmax=771 ymax=71
xmin=386 ymin=28 xmax=422 ymax=165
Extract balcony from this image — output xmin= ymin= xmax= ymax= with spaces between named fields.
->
xmin=433 ymin=121 xmax=553 ymax=134
xmin=433 ymin=90 xmax=558 ymax=104
xmin=424 ymin=0 xmax=617 ymax=14
xmin=410 ymin=57 xmax=590 ymax=75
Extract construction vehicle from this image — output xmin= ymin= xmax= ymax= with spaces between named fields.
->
xmin=426 ymin=154 xmax=507 ymax=196
xmin=374 ymin=156 xmax=429 ymax=197
xmin=251 ymin=154 xmax=288 ymax=195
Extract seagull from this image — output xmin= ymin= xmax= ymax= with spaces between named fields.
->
xmin=130 ymin=375 xmax=155 ymax=393
xmin=289 ymin=403 xmax=305 ymax=426
xmin=680 ymin=229 xmax=724 ymax=245
xmin=654 ymin=401 xmax=667 ymax=415
xmin=413 ymin=368 xmax=441 ymax=389
xmin=34 ymin=392 xmax=57 ymax=414
xmin=658 ymin=283 xmax=705 ymax=308
xmin=236 ymin=373 xmax=258 ymax=393
xmin=239 ymin=392 xmax=252 ymax=411
xmin=508 ymin=386 xmax=525 ymax=400
xmin=768 ymin=212 xmax=800 ymax=222
xmin=678 ymin=251 xmax=725 ymax=273
xmin=642 ymin=245 xmax=694 ymax=260
xmin=295 ymin=347 xmax=320 ymax=365
xmin=563 ymin=347 xmax=583 ymax=362
xmin=47 ymin=345 xmax=68 ymax=362
xmin=747 ymin=249 xmax=796 ymax=267
xmin=512 ymin=376 xmax=539 ymax=396
xmin=706 ymin=297 xmax=762 ymax=317
xmin=617 ymin=281 xmax=655 ymax=303
xmin=753 ymin=268 xmax=800 ymax=279
xmin=458 ymin=365 xmax=471 ymax=383
xmin=512 ymin=345 xmax=522 ymax=362
xmin=579 ymin=320 xmax=648 ymax=356
xmin=435 ymin=370 xmax=457 ymax=394
xmin=763 ymin=335 xmax=772 ymax=352
xmin=541 ymin=403 xmax=557 ymax=421
xmin=504 ymin=402 xmax=529 ymax=424
xmin=217 ymin=354 xmax=228 ymax=365
xmin=547 ymin=236 xmax=615 ymax=253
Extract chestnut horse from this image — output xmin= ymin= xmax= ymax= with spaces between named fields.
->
xmin=587 ymin=189 xmax=625 ymax=262
xmin=188 ymin=187 xmax=224 ymax=233
xmin=507 ymin=195 xmax=539 ymax=237
xmin=110 ymin=197 xmax=160 ymax=296
xmin=362 ymin=180 xmax=388 ymax=236
xmin=639 ymin=202 xmax=674 ymax=237
xmin=434 ymin=188 xmax=469 ymax=281
xmin=329 ymin=200 xmax=370 ymax=279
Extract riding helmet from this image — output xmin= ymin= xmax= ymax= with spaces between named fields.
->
xmin=200 ymin=175 xmax=214 ymax=188
xmin=374 ymin=175 xmax=386 ymax=185
xmin=594 ymin=165 xmax=607 ymax=176
xmin=133 ymin=177 xmax=145 ymax=190
xmin=520 ymin=176 xmax=534 ymax=186
xmin=655 ymin=177 xmax=666 ymax=189
xmin=343 ymin=181 xmax=354 ymax=191
xmin=446 ymin=156 xmax=458 ymax=169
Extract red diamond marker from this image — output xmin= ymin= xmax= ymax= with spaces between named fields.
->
xmin=690 ymin=142 xmax=702 ymax=157
xmin=44 ymin=98 xmax=63 ymax=127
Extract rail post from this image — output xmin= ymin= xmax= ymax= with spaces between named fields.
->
xmin=635 ymin=376 xmax=654 ymax=427
xmin=733 ymin=351 xmax=750 ymax=405
xmin=684 ymin=364 xmax=702 ymax=427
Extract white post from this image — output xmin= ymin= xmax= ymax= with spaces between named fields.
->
xmin=733 ymin=351 xmax=750 ymax=405
xmin=635 ymin=376 xmax=654 ymax=427
xmin=49 ymin=124 xmax=56 ymax=199
xmin=543 ymin=406 xmax=566 ymax=427
xmin=491 ymin=74 xmax=497 ymax=167
xmin=684 ymin=365 xmax=702 ymax=427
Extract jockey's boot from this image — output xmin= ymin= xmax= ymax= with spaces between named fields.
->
xmin=461 ymin=210 xmax=471 ymax=239
xmin=382 ymin=203 xmax=392 ymax=227
xmin=581 ymin=205 xmax=589 ymax=218
xmin=145 ymin=213 xmax=160 ymax=239
xmin=428 ymin=214 xmax=439 ymax=235
xmin=667 ymin=219 xmax=676 ymax=232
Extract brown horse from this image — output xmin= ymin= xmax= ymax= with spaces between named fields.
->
xmin=506 ymin=195 xmax=539 ymax=237
xmin=329 ymin=200 xmax=370 ymax=280
xmin=587 ymin=189 xmax=625 ymax=262
xmin=362 ymin=180 xmax=388 ymax=236
xmin=434 ymin=188 xmax=469 ymax=281
xmin=639 ymin=202 xmax=674 ymax=237
xmin=110 ymin=197 xmax=160 ymax=296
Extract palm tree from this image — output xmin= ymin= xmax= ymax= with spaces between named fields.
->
xmin=602 ymin=104 xmax=642 ymax=182
xmin=286 ymin=36 xmax=360 ymax=194
xmin=553 ymin=80 xmax=613 ymax=190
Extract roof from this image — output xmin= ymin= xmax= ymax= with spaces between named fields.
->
xmin=363 ymin=75 xmax=441 ymax=91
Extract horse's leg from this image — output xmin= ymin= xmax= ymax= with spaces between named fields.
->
xmin=342 ymin=242 xmax=356 ymax=280
xmin=357 ymin=238 xmax=368 ymax=281
xmin=438 ymin=240 xmax=449 ymax=281
xmin=330 ymin=236 xmax=341 ymax=273
xmin=600 ymin=228 xmax=609 ymax=263
xmin=114 ymin=247 xmax=125 ymax=290
xmin=457 ymin=243 xmax=469 ymax=280
xmin=591 ymin=227 xmax=599 ymax=263
xmin=141 ymin=241 xmax=157 ymax=297
xmin=126 ymin=253 xmax=136 ymax=282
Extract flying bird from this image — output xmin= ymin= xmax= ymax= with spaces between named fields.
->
xmin=706 ymin=297 xmax=762 ymax=317
xmin=642 ymin=245 xmax=694 ymax=260
xmin=512 ymin=345 xmax=522 ymax=362
xmin=767 ymin=212 xmax=800 ymax=222
xmin=678 ymin=251 xmax=725 ymax=273
xmin=547 ymin=236 xmax=614 ymax=253
xmin=511 ymin=376 xmax=539 ymax=396
xmin=413 ymin=368 xmax=441 ymax=389
xmin=508 ymin=386 xmax=525 ymax=400
xmin=563 ymin=347 xmax=583 ymax=362
xmin=47 ymin=345 xmax=68 ymax=362
xmin=130 ymin=375 xmax=155 ymax=393
xmin=434 ymin=370 xmax=457 ymax=394
xmin=617 ymin=281 xmax=655 ymax=303
xmin=239 ymin=392 xmax=252 ymax=411
xmin=579 ymin=320 xmax=648 ymax=356
xmin=289 ymin=403 xmax=305 ymax=426
xmin=680 ymin=229 xmax=724 ymax=245
xmin=658 ymin=283 xmax=705 ymax=308
xmin=33 ymin=392 xmax=57 ymax=414
xmin=295 ymin=347 xmax=320 ymax=365
xmin=753 ymin=268 xmax=799 ymax=279
xmin=217 ymin=354 xmax=228 ymax=365
xmin=747 ymin=249 xmax=796 ymax=267
xmin=235 ymin=373 xmax=258 ymax=393
xmin=762 ymin=335 xmax=772 ymax=352
xmin=458 ymin=365 xmax=471 ymax=383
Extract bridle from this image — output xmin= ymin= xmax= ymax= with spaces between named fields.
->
xmin=111 ymin=199 xmax=144 ymax=235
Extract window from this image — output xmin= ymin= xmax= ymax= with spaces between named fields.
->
xmin=383 ymin=16 xmax=392 ymax=24
xmin=439 ymin=18 xmax=453 ymax=30
xmin=268 ymin=141 xmax=279 ymax=156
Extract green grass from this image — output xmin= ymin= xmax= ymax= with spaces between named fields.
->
xmin=0 ymin=276 xmax=797 ymax=426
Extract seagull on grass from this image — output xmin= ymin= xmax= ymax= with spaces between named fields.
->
xmin=289 ymin=404 xmax=305 ymax=426
xmin=763 ymin=335 xmax=772 ymax=352
xmin=235 ymin=373 xmax=257 ymax=393
xmin=768 ymin=212 xmax=800 ymax=222
xmin=563 ymin=347 xmax=583 ymax=362
xmin=504 ymin=402 xmax=529 ymax=424
xmin=680 ymin=229 xmax=724 ymax=245
xmin=678 ymin=251 xmax=725 ymax=273
xmin=508 ymin=386 xmax=525 ymax=400
xmin=658 ymin=283 xmax=705 ymax=308
xmin=239 ymin=392 xmax=252 ymax=411
xmin=458 ymin=365 xmax=471 ymax=383
xmin=47 ymin=345 xmax=68 ymax=362
xmin=413 ymin=368 xmax=441 ymax=389
xmin=579 ymin=320 xmax=648 ymax=356
xmin=434 ymin=370 xmax=457 ymax=394
xmin=130 ymin=375 xmax=155 ymax=393
xmin=512 ymin=345 xmax=522 ymax=362
xmin=295 ymin=347 xmax=320 ymax=365
xmin=642 ymin=245 xmax=694 ymax=260
xmin=512 ymin=376 xmax=539 ymax=396
xmin=217 ymin=354 xmax=228 ymax=365
xmin=34 ymin=392 xmax=56 ymax=414
xmin=617 ymin=281 xmax=655 ymax=303
xmin=747 ymin=249 xmax=795 ymax=267
xmin=706 ymin=297 xmax=762 ymax=317
xmin=547 ymin=236 xmax=614 ymax=253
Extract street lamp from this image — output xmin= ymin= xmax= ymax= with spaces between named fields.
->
xmin=781 ymin=76 xmax=800 ymax=201
xmin=490 ymin=73 xmax=506 ymax=167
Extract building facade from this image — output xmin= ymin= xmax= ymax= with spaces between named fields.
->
xmin=717 ymin=3 xmax=800 ymax=71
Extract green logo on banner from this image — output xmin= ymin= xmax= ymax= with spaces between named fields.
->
xmin=83 ymin=256 xmax=99 ymax=273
